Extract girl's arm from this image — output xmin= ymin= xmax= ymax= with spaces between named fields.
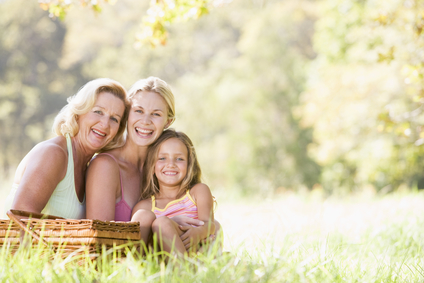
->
xmin=86 ymin=155 xmax=121 ymax=221
xmin=12 ymin=140 xmax=68 ymax=213
xmin=171 ymin=215 xmax=204 ymax=226
xmin=179 ymin=183 xmax=215 ymax=250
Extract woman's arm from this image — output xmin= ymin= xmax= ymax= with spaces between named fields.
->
xmin=12 ymin=141 xmax=68 ymax=213
xmin=86 ymin=155 xmax=121 ymax=221
xmin=179 ymin=183 xmax=215 ymax=250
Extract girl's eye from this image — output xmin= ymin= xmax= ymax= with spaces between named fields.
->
xmin=158 ymin=157 xmax=166 ymax=161
xmin=177 ymin=158 xmax=185 ymax=161
xmin=153 ymin=113 xmax=161 ymax=117
xmin=135 ymin=109 xmax=142 ymax=113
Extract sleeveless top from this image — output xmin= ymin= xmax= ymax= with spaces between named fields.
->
xmin=4 ymin=134 xmax=85 ymax=219
xmin=151 ymin=190 xmax=198 ymax=220
xmin=93 ymin=153 xmax=132 ymax=222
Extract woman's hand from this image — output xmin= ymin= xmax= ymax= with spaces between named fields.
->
xmin=170 ymin=215 xmax=204 ymax=227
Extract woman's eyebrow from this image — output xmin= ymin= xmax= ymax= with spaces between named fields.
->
xmin=94 ymin=105 xmax=122 ymax=118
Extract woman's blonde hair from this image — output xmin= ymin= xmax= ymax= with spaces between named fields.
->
xmin=128 ymin=77 xmax=176 ymax=127
xmin=52 ymin=78 xmax=130 ymax=151
xmin=140 ymin=129 xmax=202 ymax=200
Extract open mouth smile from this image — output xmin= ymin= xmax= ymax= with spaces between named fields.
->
xmin=92 ymin=128 xmax=106 ymax=137
xmin=136 ymin=127 xmax=154 ymax=137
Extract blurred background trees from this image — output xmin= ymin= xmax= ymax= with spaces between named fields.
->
xmin=1 ymin=0 xmax=423 ymax=196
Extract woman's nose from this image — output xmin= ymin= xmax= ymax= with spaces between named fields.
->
xmin=141 ymin=114 xmax=151 ymax=125
xmin=100 ymin=115 xmax=110 ymax=128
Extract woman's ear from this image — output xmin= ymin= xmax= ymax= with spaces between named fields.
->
xmin=164 ymin=118 xmax=174 ymax=129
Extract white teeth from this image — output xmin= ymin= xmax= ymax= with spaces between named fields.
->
xmin=136 ymin=127 xmax=153 ymax=134
xmin=92 ymin=129 xmax=106 ymax=136
xmin=164 ymin=172 xmax=177 ymax=175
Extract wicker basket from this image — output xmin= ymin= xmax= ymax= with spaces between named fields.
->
xmin=0 ymin=210 xmax=141 ymax=256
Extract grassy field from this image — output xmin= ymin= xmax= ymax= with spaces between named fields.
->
xmin=0 ymin=189 xmax=424 ymax=282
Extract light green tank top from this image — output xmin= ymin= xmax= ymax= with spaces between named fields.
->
xmin=4 ymin=134 xmax=86 ymax=219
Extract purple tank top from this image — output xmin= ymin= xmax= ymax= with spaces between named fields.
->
xmin=96 ymin=153 xmax=132 ymax=221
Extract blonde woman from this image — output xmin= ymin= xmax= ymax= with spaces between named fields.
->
xmin=86 ymin=77 xmax=204 ymax=244
xmin=5 ymin=78 xmax=129 ymax=219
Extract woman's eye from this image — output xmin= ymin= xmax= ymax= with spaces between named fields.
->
xmin=94 ymin=110 xmax=102 ymax=114
xmin=153 ymin=113 xmax=161 ymax=117
xmin=111 ymin=117 xmax=119 ymax=123
xmin=135 ymin=109 xmax=142 ymax=113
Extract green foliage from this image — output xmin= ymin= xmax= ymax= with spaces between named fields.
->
xmin=303 ymin=0 xmax=424 ymax=191
xmin=38 ymin=0 xmax=215 ymax=47
xmin=39 ymin=0 xmax=113 ymax=20
xmin=5 ymin=0 xmax=424 ymax=194
xmin=0 ymin=0 xmax=86 ymax=176
xmin=136 ymin=0 xmax=211 ymax=47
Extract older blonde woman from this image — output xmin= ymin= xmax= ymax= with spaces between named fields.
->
xmin=4 ymin=78 xmax=130 ymax=219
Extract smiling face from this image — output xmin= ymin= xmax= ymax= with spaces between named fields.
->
xmin=76 ymin=91 xmax=125 ymax=152
xmin=154 ymin=138 xmax=188 ymax=189
xmin=127 ymin=91 xmax=171 ymax=147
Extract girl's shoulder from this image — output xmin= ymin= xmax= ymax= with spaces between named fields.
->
xmin=190 ymin=183 xmax=210 ymax=192
xmin=189 ymin=183 xmax=212 ymax=202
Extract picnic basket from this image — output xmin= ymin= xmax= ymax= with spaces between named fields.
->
xmin=0 ymin=210 xmax=141 ymax=256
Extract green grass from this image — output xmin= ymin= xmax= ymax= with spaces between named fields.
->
xmin=1 ymin=192 xmax=424 ymax=282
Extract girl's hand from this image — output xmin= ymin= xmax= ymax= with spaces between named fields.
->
xmin=171 ymin=215 xmax=204 ymax=227
xmin=179 ymin=225 xmax=203 ymax=251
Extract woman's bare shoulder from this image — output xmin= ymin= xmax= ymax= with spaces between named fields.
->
xmin=32 ymin=136 xmax=68 ymax=156
xmin=86 ymin=151 xmax=122 ymax=195
xmin=14 ymin=136 xmax=68 ymax=184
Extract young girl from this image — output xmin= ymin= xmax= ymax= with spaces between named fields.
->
xmin=131 ymin=129 xmax=215 ymax=256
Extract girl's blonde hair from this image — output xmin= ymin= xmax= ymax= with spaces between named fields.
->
xmin=140 ymin=129 xmax=202 ymax=200
xmin=52 ymin=78 xmax=130 ymax=152
xmin=128 ymin=77 xmax=176 ymax=127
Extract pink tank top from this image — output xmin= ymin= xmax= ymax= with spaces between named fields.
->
xmin=151 ymin=190 xmax=198 ymax=219
xmin=95 ymin=153 xmax=132 ymax=221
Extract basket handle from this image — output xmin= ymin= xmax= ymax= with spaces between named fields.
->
xmin=6 ymin=210 xmax=49 ymax=247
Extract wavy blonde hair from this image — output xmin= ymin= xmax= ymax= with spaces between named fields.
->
xmin=128 ymin=77 xmax=176 ymax=127
xmin=52 ymin=78 xmax=130 ymax=151
xmin=140 ymin=129 xmax=202 ymax=200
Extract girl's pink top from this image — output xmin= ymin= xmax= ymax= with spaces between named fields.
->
xmin=151 ymin=190 xmax=198 ymax=220
xmin=95 ymin=153 xmax=132 ymax=222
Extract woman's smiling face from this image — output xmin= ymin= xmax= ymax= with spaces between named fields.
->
xmin=76 ymin=91 xmax=125 ymax=152
xmin=127 ymin=91 xmax=171 ymax=147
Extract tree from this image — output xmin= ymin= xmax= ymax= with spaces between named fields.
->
xmin=38 ymin=0 xmax=217 ymax=47
xmin=0 ymin=0 xmax=86 ymax=175
xmin=302 ymin=0 xmax=424 ymax=191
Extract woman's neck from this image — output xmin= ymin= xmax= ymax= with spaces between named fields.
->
xmin=71 ymin=137 xmax=96 ymax=170
xmin=119 ymin=138 xmax=149 ymax=171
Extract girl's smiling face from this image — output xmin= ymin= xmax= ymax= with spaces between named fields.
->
xmin=155 ymin=138 xmax=188 ymax=189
